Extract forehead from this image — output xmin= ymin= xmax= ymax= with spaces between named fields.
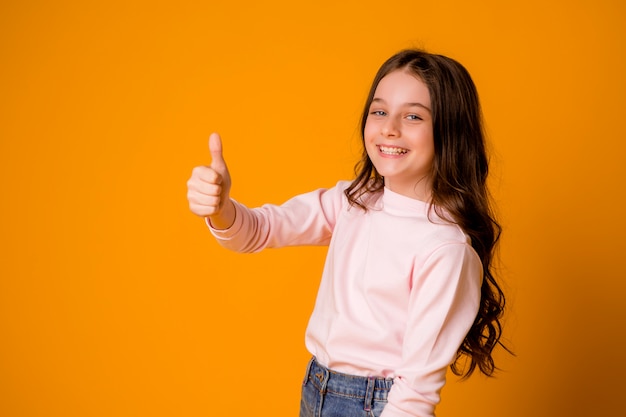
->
xmin=374 ymin=70 xmax=431 ymax=105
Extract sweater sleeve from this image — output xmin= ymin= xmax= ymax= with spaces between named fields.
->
xmin=207 ymin=182 xmax=347 ymax=253
xmin=381 ymin=242 xmax=483 ymax=417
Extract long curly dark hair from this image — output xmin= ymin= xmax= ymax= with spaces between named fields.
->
xmin=345 ymin=49 xmax=509 ymax=377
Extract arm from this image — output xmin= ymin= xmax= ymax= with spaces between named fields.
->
xmin=207 ymin=184 xmax=345 ymax=253
xmin=186 ymin=133 xmax=345 ymax=252
xmin=382 ymin=243 xmax=482 ymax=417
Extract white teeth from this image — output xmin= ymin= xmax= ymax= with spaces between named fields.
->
xmin=379 ymin=145 xmax=408 ymax=155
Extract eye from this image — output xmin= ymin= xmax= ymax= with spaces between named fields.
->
xmin=406 ymin=114 xmax=423 ymax=121
xmin=370 ymin=110 xmax=387 ymax=116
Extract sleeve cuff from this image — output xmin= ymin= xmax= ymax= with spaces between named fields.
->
xmin=205 ymin=199 xmax=243 ymax=240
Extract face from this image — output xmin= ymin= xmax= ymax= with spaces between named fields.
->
xmin=364 ymin=69 xmax=435 ymax=201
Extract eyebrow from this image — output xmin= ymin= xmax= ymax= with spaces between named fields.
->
xmin=371 ymin=97 xmax=432 ymax=113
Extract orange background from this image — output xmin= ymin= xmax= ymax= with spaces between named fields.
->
xmin=1 ymin=0 xmax=625 ymax=416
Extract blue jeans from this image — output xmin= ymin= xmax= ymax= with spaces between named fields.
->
xmin=299 ymin=357 xmax=393 ymax=417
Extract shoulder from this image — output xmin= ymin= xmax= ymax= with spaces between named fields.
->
xmin=423 ymin=205 xmax=472 ymax=244
xmin=414 ymin=240 xmax=483 ymax=291
xmin=281 ymin=180 xmax=350 ymax=204
xmin=318 ymin=180 xmax=374 ymax=208
xmin=277 ymin=180 xmax=353 ymax=224
xmin=424 ymin=222 xmax=478 ymax=265
xmin=334 ymin=180 xmax=352 ymax=194
xmin=318 ymin=180 xmax=352 ymax=205
xmin=411 ymin=213 xmax=481 ymax=274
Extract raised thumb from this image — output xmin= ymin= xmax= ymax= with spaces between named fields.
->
xmin=208 ymin=132 xmax=227 ymax=174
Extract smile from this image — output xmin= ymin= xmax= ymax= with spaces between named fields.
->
xmin=378 ymin=145 xmax=409 ymax=155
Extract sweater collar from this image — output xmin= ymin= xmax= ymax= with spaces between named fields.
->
xmin=379 ymin=186 xmax=430 ymax=217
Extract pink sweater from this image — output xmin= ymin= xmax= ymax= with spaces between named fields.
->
xmin=209 ymin=181 xmax=482 ymax=417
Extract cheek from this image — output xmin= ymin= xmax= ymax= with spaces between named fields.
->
xmin=363 ymin=125 xmax=378 ymax=155
xmin=363 ymin=119 xmax=377 ymax=142
xmin=421 ymin=141 xmax=435 ymax=165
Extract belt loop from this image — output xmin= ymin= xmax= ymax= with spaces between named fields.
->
xmin=363 ymin=376 xmax=375 ymax=412
xmin=316 ymin=361 xmax=329 ymax=417
xmin=302 ymin=357 xmax=315 ymax=386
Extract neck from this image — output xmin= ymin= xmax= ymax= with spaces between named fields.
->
xmin=383 ymin=178 xmax=432 ymax=202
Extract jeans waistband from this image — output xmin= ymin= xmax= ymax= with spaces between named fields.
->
xmin=303 ymin=357 xmax=393 ymax=403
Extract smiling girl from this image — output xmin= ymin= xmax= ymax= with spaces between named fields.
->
xmin=187 ymin=49 xmax=508 ymax=417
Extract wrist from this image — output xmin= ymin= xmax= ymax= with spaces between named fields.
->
xmin=207 ymin=199 xmax=236 ymax=230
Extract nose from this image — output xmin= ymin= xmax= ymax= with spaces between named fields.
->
xmin=382 ymin=116 xmax=400 ymax=138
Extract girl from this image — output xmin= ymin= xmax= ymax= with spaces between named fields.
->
xmin=187 ymin=49 xmax=507 ymax=417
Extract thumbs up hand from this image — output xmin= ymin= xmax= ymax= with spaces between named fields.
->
xmin=187 ymin=133 xmax=235 ymax=229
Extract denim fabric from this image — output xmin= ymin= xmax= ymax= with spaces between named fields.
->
xmin=299 ymin=357 xmax=393 ymax=417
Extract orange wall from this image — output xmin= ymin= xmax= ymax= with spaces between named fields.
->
xmin=1 ymin=1 xmax=625 ymax=416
